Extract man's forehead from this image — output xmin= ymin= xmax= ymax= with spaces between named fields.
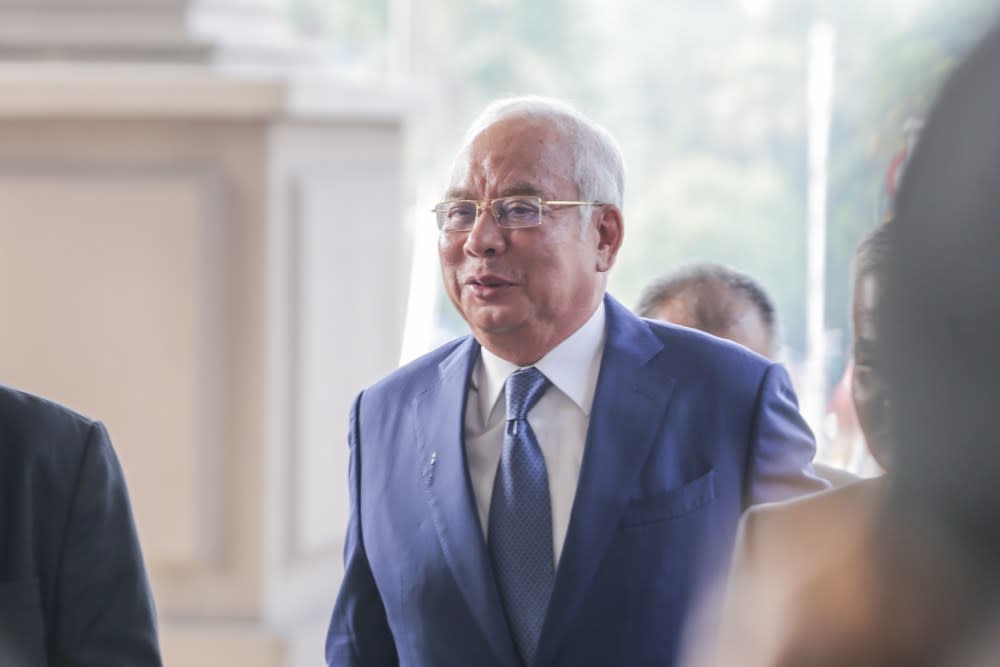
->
xmin=444 ymin=181 xmax=547 ymax=200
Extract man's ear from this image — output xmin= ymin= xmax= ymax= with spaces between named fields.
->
xmin=594 ymin=204 xmax=624 ymax=273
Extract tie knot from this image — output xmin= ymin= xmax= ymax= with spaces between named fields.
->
xmin=505 ymin=367 xmax=550 ymax=421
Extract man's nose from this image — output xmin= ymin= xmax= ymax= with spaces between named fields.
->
xmin=463 ymin=205 xmax=508 ymax=257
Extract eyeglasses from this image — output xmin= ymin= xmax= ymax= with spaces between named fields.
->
xmin=431 ymin=196 xmax=606 ymax=232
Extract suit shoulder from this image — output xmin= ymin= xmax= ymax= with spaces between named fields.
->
xmin=0 ymin=384 xmax=99 ymax=437
xmin=363 ymin=336 xmax=472 ymax=401
xmin=0 ymin=384 xmax=103 ymax=479
xmin=641 ymin=317 xmax=772 ymax=378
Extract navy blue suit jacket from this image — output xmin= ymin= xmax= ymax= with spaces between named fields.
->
xmin=0 ymin=385 xmax=161 ymax=666
xmin=327 ymin=295 xmax=825 ymax=667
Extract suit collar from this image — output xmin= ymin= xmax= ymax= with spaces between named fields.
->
xmin=474 ymin=301 xmax=606 ymax=420
xmin=412 ymin=336 xmax=522 ymax=667
xmin=412 ymin=295 xmax=674 ymax=667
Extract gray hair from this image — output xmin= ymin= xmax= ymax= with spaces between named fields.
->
xmin=451 ymin=96 xmax=626 ymax=209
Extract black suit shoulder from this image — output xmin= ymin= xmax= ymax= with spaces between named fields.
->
xmin=0 ymin=383 xmax=99 ymax=439
xmin=0 ymin=383 xmax=100 ymax=474
xmin=0 ymin=384 xmax=162 ymax=666
xmin=0 ymin=385 xmax=106 ymax=532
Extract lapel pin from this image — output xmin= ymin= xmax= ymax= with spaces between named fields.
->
xmin=425 ymin=451 xmax=437 ymax=485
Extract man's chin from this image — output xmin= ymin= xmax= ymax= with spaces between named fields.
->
xmin=464 ymin=306 xmax=525 ymax=337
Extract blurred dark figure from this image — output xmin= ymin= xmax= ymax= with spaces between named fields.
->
xmin=637 ymin=262 xmax=856 ymax=488
xmin=886 ymin=22 xmax=1000 ymax=583
xmin=0 ymin=385 xmax=162 ymax=666
xmin=879 ymin=14 xmax=1000 ymax=663
xmin=636 ymin=263 xmax=778 ymax=359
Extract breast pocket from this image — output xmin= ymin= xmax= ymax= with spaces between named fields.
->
xmin=621 ymin=469 xmax=717 ymax=527
xmin=0 ymin=578 xmax=47 ymax=667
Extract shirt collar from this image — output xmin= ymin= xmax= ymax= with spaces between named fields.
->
xmin=473 ymin=301 xmax=607 ymax=419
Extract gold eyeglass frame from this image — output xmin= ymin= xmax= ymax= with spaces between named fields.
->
xmin=431 ymin=196 xmax=607 ymax=231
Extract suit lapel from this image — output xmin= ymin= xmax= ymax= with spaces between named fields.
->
xmin=412 ymin=337 xmax=520 ymax=667
xmin=534 ymin=296 xmax=676 ymax=666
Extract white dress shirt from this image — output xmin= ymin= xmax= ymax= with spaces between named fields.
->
xmin=464 ymin=302 xmax=606 ymax=567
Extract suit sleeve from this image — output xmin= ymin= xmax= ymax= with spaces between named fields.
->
xmin=52 ymin=422 xmax=162 ymax=666
xmin=325 ymin=392 xmax=399 ymax=667
xmin=745 ymin=363 xmax=829 ymax=506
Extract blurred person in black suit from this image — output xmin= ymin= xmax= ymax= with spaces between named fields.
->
xmin=0 ymin=385 xmax=161 ymax=666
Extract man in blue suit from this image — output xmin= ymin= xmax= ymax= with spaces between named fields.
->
xmin=326 ymin=96 xmax=826 ymax=667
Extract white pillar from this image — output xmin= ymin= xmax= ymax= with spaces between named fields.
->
xmin=803 ymin=21 xmax=836 ymax=442
xmin=186 ymin=0 xmax=295 ymax=65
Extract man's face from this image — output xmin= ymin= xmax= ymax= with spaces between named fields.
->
xmin=851 ymin=271 xmax=891 ymax=468
xmin=439 ymin=117 xmax=620 ymax=364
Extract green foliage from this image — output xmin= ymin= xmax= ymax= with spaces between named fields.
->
xmin=612 ymin=154 xmax=806 ymax=344
xmin=317 ymin=0 xmax=998 ymax=357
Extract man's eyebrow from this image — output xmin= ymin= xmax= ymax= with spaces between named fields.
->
xmin=442 ymin=182 xmax=546 ymax=201
xmin=498 ymin=183 xmax=546 ymax=198
xmin=444 ymin=188 xmax=471 ymax=200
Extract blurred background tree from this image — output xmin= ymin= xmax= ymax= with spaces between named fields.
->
xmin=289 ymin=0 xmax=997 ymax=377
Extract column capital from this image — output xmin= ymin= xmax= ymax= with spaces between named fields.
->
xmin=0 ymin=0 xmax=294 ymax=64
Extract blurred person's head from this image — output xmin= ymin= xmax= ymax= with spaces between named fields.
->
xmin=636 ymin=263 xmax=778 ymax=359
xmin=850 ymin=223 xmax=893 ymax=469
xmin=437 ymin=96 xmax=625 ymax=365
xmin=886 ymin=21 xmax=1000 ymax=565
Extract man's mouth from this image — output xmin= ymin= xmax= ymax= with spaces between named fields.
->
xmin=465 ymin=273 xmax=517 ymax=296
xmin=467 ymin=274 xmax=515 ymax=287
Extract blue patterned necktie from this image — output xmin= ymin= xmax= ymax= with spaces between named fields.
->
xmin=488 ymin=366 xmax=554 ymax=666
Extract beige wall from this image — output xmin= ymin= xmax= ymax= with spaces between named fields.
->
xmin=0 ymin=88 xmax=408 ymax=665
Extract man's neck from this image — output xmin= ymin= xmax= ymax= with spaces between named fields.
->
xmin=475 ymin=298 xmax=605 ymax=367
xmin=477 ymin=334 xmax=551 ymax=367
